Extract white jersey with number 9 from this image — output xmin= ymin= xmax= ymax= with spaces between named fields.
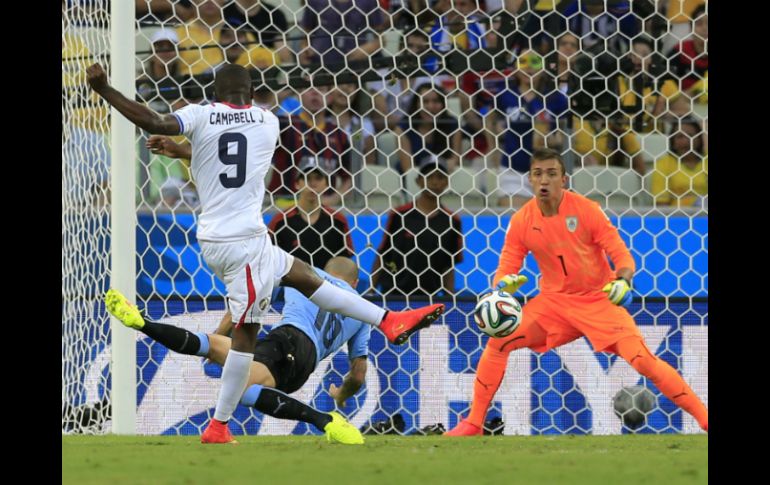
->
xmin=173 ymin=102 xmax=279 ymax=243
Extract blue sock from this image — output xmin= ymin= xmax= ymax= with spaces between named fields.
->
xmin=194 ymin=332 xmax=210 ymax=357
xmin=240 ymin=384 xmax=264 ymax=407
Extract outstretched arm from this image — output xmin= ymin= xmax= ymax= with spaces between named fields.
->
xmin=87 ymin=63 xmax=180 ymax=135
xmin=329 ymin=356 xmax=367 ymax=408
xmin=147 ymin=135 xmax=192 ymax=159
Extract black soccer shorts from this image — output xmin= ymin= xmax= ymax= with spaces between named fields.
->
xmin=252 ymin=325 xmax=317 ymax=394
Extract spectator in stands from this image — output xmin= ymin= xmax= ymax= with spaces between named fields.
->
xmin=134 ymin=29 xmax=199 ymax=208
xmin=552 ymin=32 xmax=579 ymax=87
xmin=573 ymin=118 xmax=647 ymax=175
xmin=456 ymin=5 xmax=513 ymax=175
xmin=572 ymin=34 xmax=678 ymax=175
xmin=371 ymin=158 xmax=464 ymax=300
xmin=299 ymin=0 xmax=391 ymax=132
xmin=390 ymin=0 xmax=441 ymax=33
xmin=367 ymin=29 xmax=435 ymax=130
xmin=174 ymin=0 xmax=230 ymax=76
xmin=62 ymin=23 xmax=110 ymax=206
xmin=423 ymin=0 xmax=490 ymax=88
xmin=394 ymin=83 xmax=462 ymax=174
xmin=268 ymin=85 xmax=353 ymax=209
xmin=326 ymin=83 xmax=377 ymax=166
xmin=508 ymin=0 xmax=567 ymax=53
xmin=657 ymin=92 xmax=701 ymax=136
xmin=137 ymin=29 xmax=187 ymax=114
xmin=299 ymin=0 xmax=388 ymax=71
xmin=616 ymin=36 xmax=678 ymax=133
xmin=143 ymin=29 xmax=182 ymax=81
xmin=668 ymin=93 xmax=695 ymax=120
xmin=222 ymin=0 xmax=292 ymax=63
xmin=135 ymin=0 xmax=194 ymax=22
xmin=537 ymin=32 xmax=579 ymax=158
xmin=668 ymin=4 xmax=707 ymax=102
xmin=568 ymin=0 xmax=640 ymax=58
xmin=268 ymin=160 xmax=355 ymax=269
xmin=490 ymin=50 xmax=568 ymax=208
xmin=650 ymin=117 xmax=707 ymax=208
xmin=660 ymin=0 xmax=705 ymax=54
xmin=218 ymin=24 xmax=276 ymax=69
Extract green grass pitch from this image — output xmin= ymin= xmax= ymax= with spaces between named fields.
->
xmin=63 ymin=434 xmax=707 ymax=484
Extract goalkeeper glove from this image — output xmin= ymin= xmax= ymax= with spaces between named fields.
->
xmin=495 ymin=274 xmax=528 ymax=294
xmin=602 ymin=277 xmax=633 ymax=307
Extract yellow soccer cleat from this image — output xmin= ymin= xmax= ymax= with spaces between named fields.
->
xmin=324 ymin=412 xmax=364 ymax=445
xmin=104 ymin=289 xmax=145 ymax=330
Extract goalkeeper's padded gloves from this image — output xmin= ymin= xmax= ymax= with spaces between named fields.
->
xmin=495 ymin=274 xmax=528 ymax=294
xmin=603 ymin=277 xmax=633 ymax=307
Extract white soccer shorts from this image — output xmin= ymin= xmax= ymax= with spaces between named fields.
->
xmin=200 ymin=233 xmax=294 ymax=327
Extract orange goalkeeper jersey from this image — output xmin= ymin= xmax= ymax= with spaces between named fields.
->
xmin=494 ymin=191 xmax=636 ymax=295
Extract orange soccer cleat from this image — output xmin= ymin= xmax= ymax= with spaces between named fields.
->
xmin=379 ymin=304 xmax=445 ymax=345
xmin=200 ymin=419 xmax=238 ymax=444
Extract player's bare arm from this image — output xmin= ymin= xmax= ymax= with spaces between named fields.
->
xmin=86 ymin=63 xmax=180 ymax=135
xmin=329 ymin=356 xmax=367 ymax=408
xmin=146 ymin=135 xmax=192 ymax=159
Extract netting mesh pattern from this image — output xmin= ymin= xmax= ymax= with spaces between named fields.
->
xmin=62 ymin=0 xmax=707 ymax=435
xmin=62 ymin=0 xmax=113 ymax=434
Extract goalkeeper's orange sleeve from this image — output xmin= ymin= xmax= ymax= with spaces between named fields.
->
xmin=494 ymin=211 xmax=528 ymax=287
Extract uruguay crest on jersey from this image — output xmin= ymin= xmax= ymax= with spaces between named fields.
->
xmin=566 ymin=216 xmax=578 ymax=232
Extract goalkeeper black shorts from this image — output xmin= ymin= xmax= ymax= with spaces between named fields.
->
xmin=252 ymin=325 xmax=317 ymax=394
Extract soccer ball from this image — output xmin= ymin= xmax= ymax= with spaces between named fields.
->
xmin=473 ymin=290 xmax=523 ymax=338
xmin=613 ymin=385 xmax=656 ymax=430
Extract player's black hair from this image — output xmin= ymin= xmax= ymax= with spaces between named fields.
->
xmin=214 ymin=64 xmax=252 ymax=101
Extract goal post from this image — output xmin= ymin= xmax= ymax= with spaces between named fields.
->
xmin=109 ymin=0 xmax=138 ymax=435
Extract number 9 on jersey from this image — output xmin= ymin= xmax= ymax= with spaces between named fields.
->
xmin=473 ymin=290 xmax=523 ymax=338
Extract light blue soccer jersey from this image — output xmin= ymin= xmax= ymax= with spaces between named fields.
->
xmin=276 ymin=269 xmax=371 ymax=366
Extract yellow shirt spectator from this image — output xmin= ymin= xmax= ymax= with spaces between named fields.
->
xmin=221 ymin=27 xmax=277 ymax=69
xmin=667 ymin=0 xmax=706 ymax=24
xmin=176 ymin=23 xmax=277 ymax=77
xmin=651 ymin=154 xmax=708 ymax=207
xmin=235 ymin=44 xmax=276 ymax=69
xmin=175 ymin=23 xmax=225 ymax=76
xmin=617 ymin=76 xmax=679 ymax=132
xmin=62 ymin=34 xmax=108 ymax=131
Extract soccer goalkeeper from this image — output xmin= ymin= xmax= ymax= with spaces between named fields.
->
xmin=446 ymin=148 xmax=708 ymax=436
xmin=106 ymin=257 xmax=370 ymax=444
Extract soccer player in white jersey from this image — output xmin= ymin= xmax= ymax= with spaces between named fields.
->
xmin=87 ymin=63 xmax=444 ymax=444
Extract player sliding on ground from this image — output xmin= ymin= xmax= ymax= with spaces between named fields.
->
xmin=107 ymin=257 xmax=376 ymax=444
xmin=87 ymin=62 xmax=444 ymax=444
xmin=445 ymin=148 xmax=708 ymax=436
